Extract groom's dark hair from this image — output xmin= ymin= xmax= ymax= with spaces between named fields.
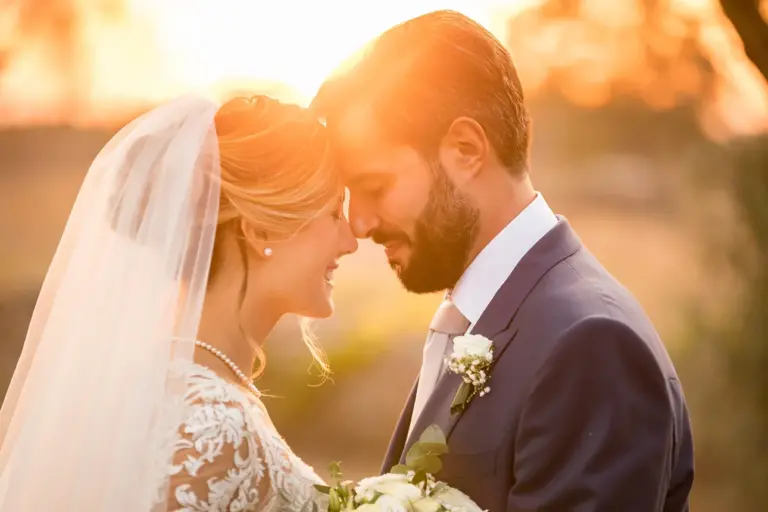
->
xmin=312 ymin=10 xmax=531 ymax=175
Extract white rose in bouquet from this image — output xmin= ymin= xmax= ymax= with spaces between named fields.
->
xmin=355 ymin=474 xmax=422 ymax=505
xmin=352 ymin=483 xmax=482 ymax=512
xmin=316 ymin=426 xmax=485 ymax=512
xmin=355 ymin=494 xmax=412 ymax=512
xmin=431 ymin=485 xmax=484 ymax=512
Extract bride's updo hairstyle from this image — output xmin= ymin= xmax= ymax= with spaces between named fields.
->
xmin=211 ymin=95 xmax=341 ymax=377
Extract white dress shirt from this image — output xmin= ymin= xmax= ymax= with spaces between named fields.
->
xmin=452 ymin=192 xmax=559 ymax=330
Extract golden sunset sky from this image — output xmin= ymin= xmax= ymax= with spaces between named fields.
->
xmin=0 ymin=0 xmax=765 ymax=135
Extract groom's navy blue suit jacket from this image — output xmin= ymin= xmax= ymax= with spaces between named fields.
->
xmin=382 ymin=219 xmax=694 ymax=511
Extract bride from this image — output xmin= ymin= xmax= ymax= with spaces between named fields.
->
xmin=0 ymin=95 xmax=358 ymax=510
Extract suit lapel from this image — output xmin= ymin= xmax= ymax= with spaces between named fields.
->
xmin=400 ymin=326 xmax=518 ymax=462
xmin=399 ymin=219 xmax=583 ymax=460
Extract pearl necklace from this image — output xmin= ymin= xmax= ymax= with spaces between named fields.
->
xmin=194 ymin=340 xmax=261 ymax=397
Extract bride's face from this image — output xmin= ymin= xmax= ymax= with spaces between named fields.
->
xmin=249 ymin=197 xmax=358 ymax=319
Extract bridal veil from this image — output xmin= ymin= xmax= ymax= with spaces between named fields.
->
xmin=0 ymin=96 xmax=221 ymax=510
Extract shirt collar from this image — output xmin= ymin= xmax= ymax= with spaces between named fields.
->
xmin=451 ymin=193 xmax=558 ymax=326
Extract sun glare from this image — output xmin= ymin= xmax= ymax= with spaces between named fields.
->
xmin=0 ymin=0 xmax=765 ymax=136
xmin=145 ymin=0 xmax=518 ymax=103
xmin=0 ymin=0 xmax=532 ymax=125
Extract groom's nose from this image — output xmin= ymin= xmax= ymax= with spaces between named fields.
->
xmin=351 ymin=215 xmax=378 ymax=239
xmin=348 ymin=197 xmax=379 ymax=239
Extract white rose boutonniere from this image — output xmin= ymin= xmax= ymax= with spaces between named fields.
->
xmin=445 ymin=334 xmax=494 ymax=414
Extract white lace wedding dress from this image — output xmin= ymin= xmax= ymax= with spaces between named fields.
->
xmin=164 ymin=361 xmax=327 ymax=511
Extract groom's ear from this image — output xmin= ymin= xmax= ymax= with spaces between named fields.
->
xmin=439 ymin=117 xmax=488 ymax=185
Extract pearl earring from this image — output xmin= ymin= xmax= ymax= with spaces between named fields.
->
xmin=263 ymin=247 xmax=273 ymax=257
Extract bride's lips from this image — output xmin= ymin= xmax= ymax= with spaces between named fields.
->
xmin=324 ymin=262 xmax=338 ymax=286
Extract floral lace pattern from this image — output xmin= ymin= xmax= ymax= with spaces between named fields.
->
xmin=164 ymin=362 xmax=325 ymax=511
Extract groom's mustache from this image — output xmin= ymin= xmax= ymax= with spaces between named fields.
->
xmin=371 ymin=226 xmax=410 ymax=246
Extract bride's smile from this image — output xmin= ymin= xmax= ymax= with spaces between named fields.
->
xmin=324 ymin=261 xmax=339 ymax=287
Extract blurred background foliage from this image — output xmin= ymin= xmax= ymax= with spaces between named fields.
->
xmin=0 ymin=1 xmax=766 ymax=509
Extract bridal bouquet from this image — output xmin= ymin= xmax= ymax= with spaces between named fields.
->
xmin=314 ymin=425 xmax=484 ymax=512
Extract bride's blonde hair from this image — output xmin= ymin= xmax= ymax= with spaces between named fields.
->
xmin=210 ymin=95 xmax=340 ymax=378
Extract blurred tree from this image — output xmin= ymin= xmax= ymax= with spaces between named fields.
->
xmin=680 ymin=133 xmax=768 ymax=511
xmin=720 ymin=0 xmax=768 ymax=82
xmin=507 ymin=0 xmax=722 ymax=195
xmin=0 ymin=0 xmax=88 ymax=115
xmin=709 ymin=2 xmax=768 ymax=508
xmin=0 ymin=0 xmax=129 ymax=118
xmin=507 ymin=0 xmax=717 ymax=110
xmin=509 ymin=1 xmax=768 ymax=509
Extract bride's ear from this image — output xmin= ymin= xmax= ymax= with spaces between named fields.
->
xmin=240 ymin=219 xmax=273 ymax=260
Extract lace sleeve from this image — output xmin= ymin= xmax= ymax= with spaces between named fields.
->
xmin=166 ymin=397 xmax=272 ymax=511
xmin=163 ymin=366 xmax=327 ymax=512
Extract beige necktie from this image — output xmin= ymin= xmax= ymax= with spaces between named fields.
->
xmin=409 ymin=298 xmax=470 ymax=434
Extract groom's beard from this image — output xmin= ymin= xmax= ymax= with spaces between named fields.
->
xmin=375 ymin=168 xmax=480 ymax=294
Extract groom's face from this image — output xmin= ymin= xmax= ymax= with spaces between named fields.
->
xmin=332 ymin=108 xmax=479 ymax=293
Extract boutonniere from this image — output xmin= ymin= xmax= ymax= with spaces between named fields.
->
xmin=445 ymin=334 xmax=494 ymax=414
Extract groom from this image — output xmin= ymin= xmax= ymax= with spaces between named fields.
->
xmin=313 ymin=10 xmax=694 ymax=511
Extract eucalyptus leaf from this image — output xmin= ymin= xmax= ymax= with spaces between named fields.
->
xmin=406 ymin=439 xmax=448 ymax=466
xmin=405 ymin=443 xmax=426 ymax=466
xmin=406 ymin=426 xmax=450 ymax=475
xmin=420 ymin=455 xmax=443 ymax=475
xmin=415 ymin=441 xmax=448 ymax=456
xmin=313 ymin=484 xmax=331 ymax=494
xmin=390 ymin=464 xmax=410 ymax=474
xmin=406 ymin=453 xmax=443 ymax=475
xmin=406 ymin=442 xmax=427 ymax=460
xmin=419 ymin=424 xmax=447 ymax=445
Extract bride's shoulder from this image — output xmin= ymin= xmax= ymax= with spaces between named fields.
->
xmin=169 ymin=361 xmax=268 ymax=442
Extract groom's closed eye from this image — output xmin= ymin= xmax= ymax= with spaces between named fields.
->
xmin=361 ymin=185 xmax=385 ymax=200
xmin=350 ymin=173 xmax=392 ymax=200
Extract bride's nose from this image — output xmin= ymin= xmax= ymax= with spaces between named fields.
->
xmin=338 ymin=219 xmax=358 ymax=257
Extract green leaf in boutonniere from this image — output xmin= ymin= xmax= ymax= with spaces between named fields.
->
xmin=450 ymin=381 xmax=472 ymax=414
